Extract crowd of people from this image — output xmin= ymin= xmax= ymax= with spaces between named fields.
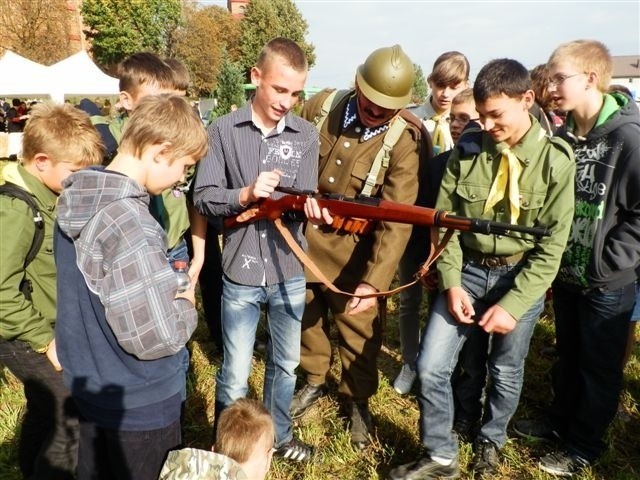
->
xmin=0 ymin=36 xmax=638 ymax=480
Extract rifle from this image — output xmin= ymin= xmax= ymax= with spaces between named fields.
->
xmin=224 ymin=186 xmax=550 ymax=239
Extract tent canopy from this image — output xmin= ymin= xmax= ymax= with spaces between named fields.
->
xmin=0 ymin=50 xmax=119 ymax=102
xmin=0 ymin=51 xmax=52 ymax=98
xmin=48 ymin=50 xmax=119 ymax=103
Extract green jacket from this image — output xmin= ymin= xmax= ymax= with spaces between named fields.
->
xmin=0 ymin=163 xmax=57 ymax=351
xmin=436 ymin=117 xmax=576 ymax=320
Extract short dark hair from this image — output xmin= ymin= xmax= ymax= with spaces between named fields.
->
xmin=117 ymin=52 xmax=175 ymax=96
xmin=473 ymin=58 xmax=531 ymax=104
xmin=256 ymin=37 xmax=307 ymax=72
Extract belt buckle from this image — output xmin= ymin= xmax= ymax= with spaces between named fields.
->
xmin=484 ymin=256 xmax=501 ymax=268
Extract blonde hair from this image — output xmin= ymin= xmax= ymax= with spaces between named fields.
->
xmin=427 ymin=51 xmax=470 ymax=87
xmin=548 ymin=39 xmax=612 ymax=92
xmin=452 ymin=88 xmax=475 ymax=106
xmin=119 ymin=94 xmax=208 ymax=162
xmin=21 ymin=102 xmax=104 ymax=166
xmin=216 ymin=399 xmax=275 ymax=464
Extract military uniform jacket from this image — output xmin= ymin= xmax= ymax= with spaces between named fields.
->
xmin=301 ymin=89 xmax=421 ymax=291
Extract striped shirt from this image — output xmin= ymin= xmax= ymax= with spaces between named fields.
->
xmin=193 ymin=102 xmax=319 ymax=286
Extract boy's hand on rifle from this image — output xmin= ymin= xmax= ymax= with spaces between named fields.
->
xmin=241 ymin=170 xmax=282 ymax=205
xmin=478 ymin=304 xmax=516 ymax=334
xmin=303 ymin=197 xmax=333 ymax=225
xmin=447 ymin=286 xmax=475 ymax=324
xmin=348 ymin=283 xmax=378 ymax=315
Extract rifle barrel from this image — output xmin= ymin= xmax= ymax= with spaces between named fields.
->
xmin=224 ymin=191 xmax=550 ymax=239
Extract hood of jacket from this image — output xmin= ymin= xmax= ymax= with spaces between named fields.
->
xmin=57 ymin=167 xmax=149 ymax=240
xmin=566 ymin=92 xmax=640 ymax=140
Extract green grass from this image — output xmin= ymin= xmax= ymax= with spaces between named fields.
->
xmin=1 ymin=294 xmax=638 ymax=479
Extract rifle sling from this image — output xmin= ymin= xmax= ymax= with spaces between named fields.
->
xmin=273 ymin=217 xmax=454 ymax=299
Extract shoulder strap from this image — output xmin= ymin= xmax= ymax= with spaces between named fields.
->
xmin=361 ymin=115 xmax=408 ymax=196
xmin=0 ymin=182 xmax=44 ymax=268
xmin=314 ymin=89 xmax=350 ymax=131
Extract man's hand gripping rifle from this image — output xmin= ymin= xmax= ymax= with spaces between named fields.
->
xmin=224 ymin=186 xmax=550 ymax=240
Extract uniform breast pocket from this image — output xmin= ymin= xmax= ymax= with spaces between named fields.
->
xmin=456 ymin=183 xmax=490 ymax=218
xmin=350 ymin=157 xmax=386 ymax=194
xmin=518 ymin=189 xmax=547 ymax=225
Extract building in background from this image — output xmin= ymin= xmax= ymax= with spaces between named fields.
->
xmin=611 ymin=55 xmax=640 ymax=101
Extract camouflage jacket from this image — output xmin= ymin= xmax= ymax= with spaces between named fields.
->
xmin=158 ymin=448 xmax=248 ymax=480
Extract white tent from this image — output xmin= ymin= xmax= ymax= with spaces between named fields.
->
xmin=0 ymin=50 xmax=52 ymax=98
xmin=48 ymin=50 xmax=119 ymax=103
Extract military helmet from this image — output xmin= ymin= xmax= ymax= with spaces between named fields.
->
xmin=355 ymin=45 xmax=415 ymax=110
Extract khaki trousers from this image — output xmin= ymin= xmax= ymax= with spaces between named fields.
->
xmin=300 ymin=283 xmax=382 ymax=400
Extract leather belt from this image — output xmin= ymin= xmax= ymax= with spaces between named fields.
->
xmin=464 ymin=249 xmax=526 ymax=268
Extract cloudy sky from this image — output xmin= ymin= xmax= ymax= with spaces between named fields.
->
xmin=201 ymin=0 xmax=639 ymax=89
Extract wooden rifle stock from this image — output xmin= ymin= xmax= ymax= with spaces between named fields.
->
xmin=224 ymin=187 xmax=550 ymax=239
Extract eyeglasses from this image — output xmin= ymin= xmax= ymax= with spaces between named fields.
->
xmin=548 ymin=73 xmax=584 ymax=88
xmin=447 ymin=114 xmax=480 ymax=125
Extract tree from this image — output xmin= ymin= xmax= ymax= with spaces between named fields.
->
xmin=0 ymin=0 xmax=73 ymax=64
xmin=209 ymin=53 xmax=245 ymax=123
xmin=81 ymin=0 xmax=181 ymax=68
xmin=171 ymin=2 xmax=240 ymax=97
xmin=411 ymin=63 xmax=428 ymax=105
xmin=237 ymin=0 xmax=315 ymax=79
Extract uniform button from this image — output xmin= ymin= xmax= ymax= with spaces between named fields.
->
xmin=313 ymin=224 xmax=319 ymax=229
xmin=328 ymin=176 xmax=335 ymax=183
xmin=524 ymin=159 xmax=530 ymax=165
xmin=336 ymin=159 xmax=342 ymax=165
xmin=261 ymin=233 xmax=266 ymax=238
xmin=262 ymin=159 xmax=266 ymax=163
xmin=470 ymin=194 xmax=477 ymax=199
xmin=343 ymin=141 xmax=351 ymax=148
xmin=497 ymin=235 xmax=503 ymax=239
xmin=264 ymin=258 xmax=268 ymax=263
xmin=355 ymin=127 xmax=361 ymax=133
xmin=499 ymin=207 xmax=505 ymax=213
xmin=522 ymin=200 xmax=530 ymax=207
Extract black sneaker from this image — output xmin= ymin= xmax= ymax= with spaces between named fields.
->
xmin=290 ymin=382 xmax=326 ymax=419
xmin=349 ymin=401 xmax=373 ymax=450
xmin=389 ymin=455 xmax=460 ymax=480
xmin=472 ymin=438 xmax=500 ymax=478
xmin=453 ymin=415 xmax=478 ymax=443
xmin=513 ymin=418 xmax=560 ymax=442
xmin=274 ymin=437 xmax=314 ymax=462
xmin=539 ymin=450 xmax=590 ymax=476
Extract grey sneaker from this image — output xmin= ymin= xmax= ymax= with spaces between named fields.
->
xmin=389 ymin=455 xmax=460 ymax=480
xmin=513 ymin=418 xmax=560 ymax=442
xmin=539 ymin=450 xmax=590 ymax=476
xmin=349 ymin=401 xmax=373 ymax=450
xmin=393 ymin=363 xmax=417 ymax=395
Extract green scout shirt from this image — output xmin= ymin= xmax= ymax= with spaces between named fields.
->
xmin=435 ymin=117 xmax=576 ymax=320
xmin=0 ymin=163 xmax=57 ymax=351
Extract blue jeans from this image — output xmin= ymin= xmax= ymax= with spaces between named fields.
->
xmin=416 ymin=260 xmax=543 ymax=459
xmin=167 ymin=238 xmax=189 ymax=264
xmin=216 ymin=275 xmax=305 ymax=447
xmin=550 ymin=281 xmax=636 ymax=461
